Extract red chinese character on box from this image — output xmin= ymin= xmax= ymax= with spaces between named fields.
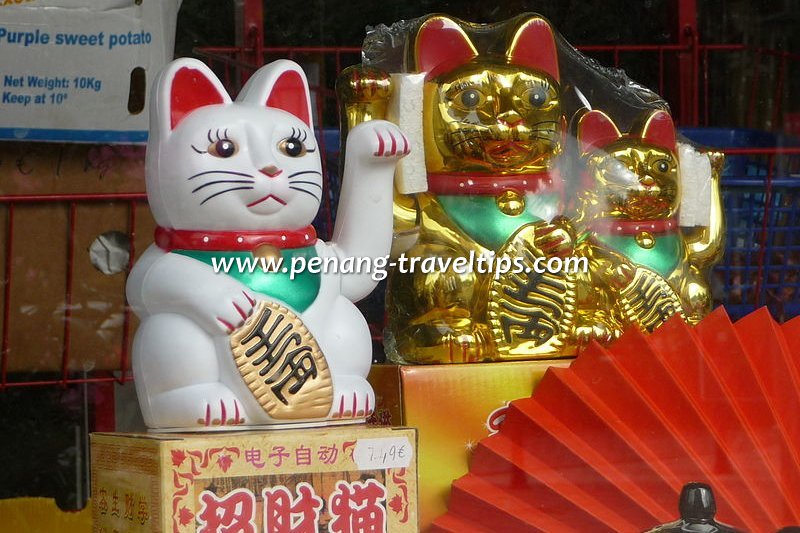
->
xmin=197 ymin=488 xmax=257 ymax=533
xmin=294 ymin=445 xmax=312 ymax=466
xmin=317 ymin=444 xmax=339 ymax=465
xmin=244 ymin=447 xmax=266 ymax=468
xmin=110 ymin=490 xmax=120 ymax=517
xmin=137 ymin=496 xmax=149 ymax=525
xmin=263 ymin=482 xmax=322 ymax=533
xmin=269 ymin=446 xmax=290 ymax=468
xmin=98 ymin=488 xmax=108 ymax=515
xmin=328 ymin=479 xmax=387 ymax=533
xmin=124 ymin=493 xmax=135 ymax=521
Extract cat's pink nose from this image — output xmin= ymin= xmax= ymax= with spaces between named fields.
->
xmin=260 ymin=165 xmax=282 ymax=178
xmin=500 ymin=118 xmax=523 ymax=127
xmin=498 ymin=110 xmax=523 ymax=127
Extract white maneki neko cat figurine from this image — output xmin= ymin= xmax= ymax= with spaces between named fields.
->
xmin=127 ymin=58 xmax=408 ymax=430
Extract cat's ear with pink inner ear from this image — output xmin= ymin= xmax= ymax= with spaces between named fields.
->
xmin=507 ymin=16 xmax=560 ymax=83
xmin=640 ymin=110 xmax=676 ymax=152
xmin=414 ymin=15 xmax=478 ymax=78
xmin=577 ymin=110 xmax=623 ymax=155
xmin=153 ymin=58 xmax=232 ymax=136
xmin=236 ymin=59 xmax=313 ymax=128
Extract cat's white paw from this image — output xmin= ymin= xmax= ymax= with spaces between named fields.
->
xmin=145 ymin=383 xmax=249 ymax=429
xmin=197 ymin=396 xmax=247 ymax=427
xmin=211 ymin=289 xmax=257 ymax=334
xmin=349 ymin=120 xmax=410 ymax=162
xmin=329 ymin=376 xmax=376 ymax=420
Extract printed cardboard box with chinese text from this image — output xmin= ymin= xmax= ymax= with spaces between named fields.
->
xmin=0 ymin=0 xmax=181 ymax=143
xmin=368 ymin=360 xmax=568 ymax=530
xmin=91 ymin=425 xmax=417 ymax=532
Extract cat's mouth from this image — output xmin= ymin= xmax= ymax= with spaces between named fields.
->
xmin=618 ymin=189 xmax=677 ymax=219
xmin=246 ymin=194 xmax=287 ymax=208
xmin=484 ymin=140 xmax=537 ymax=166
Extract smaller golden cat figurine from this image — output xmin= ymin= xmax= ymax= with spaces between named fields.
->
xmin=571 ymin=109 xmax=724 ymax=343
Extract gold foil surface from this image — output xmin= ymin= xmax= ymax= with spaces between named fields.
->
xmin=618 ymin=267 xmax=685 ymax=332
xmin=488 ymin=223 xmax=577 ymax=358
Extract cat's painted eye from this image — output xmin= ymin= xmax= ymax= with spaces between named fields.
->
xmin=280 ymin=137 xmax=307 ymax=158
xmin=522 ymin=86 xmax=550 ymax=109
xmin=653 ymin=159 xmax=671 ymax=173
xmin=208 ymin=139 xmax=237 ymax=158
xmin=453 ymin=88 xmax=485 ymax=110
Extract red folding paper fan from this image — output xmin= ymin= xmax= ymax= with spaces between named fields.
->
xmin=432 ymin=307 xmax=800 ymax=533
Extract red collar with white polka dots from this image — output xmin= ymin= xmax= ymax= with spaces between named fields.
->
xmin=426 ymin=170 xmax=561 ymax=195
xmin=154 ymin=225 xmax=317 ymax=251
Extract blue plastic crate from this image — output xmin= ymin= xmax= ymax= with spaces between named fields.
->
xmin=715 ymin=177 xmax=800 ymax=320
xmin=681 ymin=127 xmax=778 ymax=177
xmin=681 ymin=128 xmax=800 ymax=320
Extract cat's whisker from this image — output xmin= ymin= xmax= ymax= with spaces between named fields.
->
xmin=200 ymin=186 xmax=254 ymax=205
xmin=451 ymin=137 xmax=482 ymax=148
xmin=530 ymin=120 xmax=559 ymax=127
xmin=191 ymin=179 xmax=255 ymax=193
xmin=449 ymin=131 xmax=484 ymax=143
xmin=188 ymin=170 xmax=255 ymax=181
xmin=287 ymin=170 xmax=323 ymax=180
xmin=290 ymin=185 xmax=321 ymax=203
xmin=290 ymin=180 xmax=322 ymax=189
xmin=451 ymin=127 xmax=488 ymax=135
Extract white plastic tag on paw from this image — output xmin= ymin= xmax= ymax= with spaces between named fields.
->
xmin=388 ymin=73 xmax=428 ymax=194
xmin=678 ymin=141 xmax=713 ymax=227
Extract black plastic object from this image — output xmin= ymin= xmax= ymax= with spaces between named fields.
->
xmin=644 ymin=483 xmax=742 ymax=533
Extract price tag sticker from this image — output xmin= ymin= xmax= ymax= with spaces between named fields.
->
xmin=353 ymin=436 xmax=413 ymax=470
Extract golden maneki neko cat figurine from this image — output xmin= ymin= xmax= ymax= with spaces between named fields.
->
xmin=571 ymin=109 xmax=724 ymax=342
xmin=338 ymin=13 xmax=724 ymax=364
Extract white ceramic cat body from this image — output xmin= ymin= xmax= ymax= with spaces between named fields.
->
xmin=127 ymin=58 xmax=408 ymax=430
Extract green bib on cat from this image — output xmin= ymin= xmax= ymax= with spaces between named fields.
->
xmin=595 ymin=233 xmax=682 ymax=278
xmin=438 ymin=193 xmax=560 ymax=250
xmin=173 ymin=246 xmax=320 ymax=312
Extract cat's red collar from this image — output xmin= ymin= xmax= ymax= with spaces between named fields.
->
xmin=155 ymin=226 xmax=317 ymax=251
xmin=427 ymin=170 xmax=561 ymax=195
xmin=590 ymin=217 xmax=677 ymax=236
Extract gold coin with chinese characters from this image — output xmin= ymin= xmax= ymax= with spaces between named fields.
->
xmin=487 ymin=222 xmax=577 ymax=358
xmin=496 ymin=189 xmax=525 ymax=216
xmin=635 ymin=231 xmax=656 ymax=249
xmin=230 ymin=301 xmax=333 ymax=420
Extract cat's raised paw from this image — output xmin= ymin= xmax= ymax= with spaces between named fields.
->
xmin=371 ymin=125 xmax=410 ymax=159
xmin=372 ymin=125 xmax=410 ymax=159
xmin=347 ymin=120 xmax=410 ymax=163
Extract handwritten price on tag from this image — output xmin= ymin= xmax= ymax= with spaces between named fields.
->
xmin=353 ymin=437 xmax=413 ymax=469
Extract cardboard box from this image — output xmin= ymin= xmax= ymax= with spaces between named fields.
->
xmin=0 ymin=141 xmax=154 ymax=373
xmin=0 ymin=0 xmax=181 ymax=143
xmin=368 ymin=360 xmax=569 ymax=530
xmin=91 ymin=425 xmax=418 ymax=532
